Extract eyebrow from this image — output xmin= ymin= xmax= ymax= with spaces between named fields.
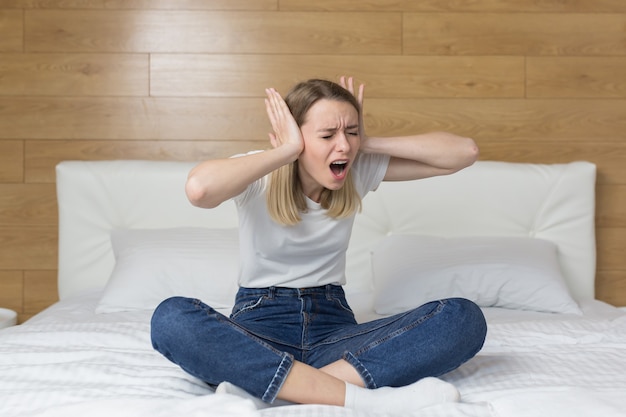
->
xmin=317 ymin=124 xmax=359 ymax=133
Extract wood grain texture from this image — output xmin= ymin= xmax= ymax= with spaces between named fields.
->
xmin=24 ymin=270 xmax=58 ymax=316
xmin=0 ymin=184 xmax=57 ymax=224
xmin=150 ymin=54 xmax=525 ymax=98
xmin=1 ymin=3 xmax=625 ymax=312
xmin=0 ymin=141 xmax=24 ymax=183
xmin=280 ymin=0 xmax=626 ymax=12
xmin=0 ymin=97 xmax=270 ymax=140
xmin=4 ymin=97 xmax=626 ymax=142
xmin=364 ymin=99 xmax=626 ymax=141
xmin=597 ymin=185 xmax=626 ymax=228
xmin=3 ymin=0 xmax=277 ymax=10
xmin=596 ymin=227 xmax=626 ymax=271
xmin=596 ymin=271 xmax=626 ymax=307
xmin=25 ymin=10 xmax=401 ymax=54
xmin=0 ymin=225 xmax=57 ymax=270
xmin=0 ymin=53 xmax=149 ymax=96
xmin=0 ymin=270 xmax=22 ymax=312
xmin=0 ymin=10 xmax=22 ymax=52
xmin=527 ymin=57 xmax=626 ymax=98
xmin=403 ymin=13 xmax=626 ymax=56
xmin=24 ymin=139 xmax=267 ymax=183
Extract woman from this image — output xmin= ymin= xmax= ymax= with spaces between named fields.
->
xmin=151 ymin=76 xmax=487 ymax=414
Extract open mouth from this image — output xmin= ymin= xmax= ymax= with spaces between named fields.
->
xmin=330 ymin=160 xmax=348 ymax=178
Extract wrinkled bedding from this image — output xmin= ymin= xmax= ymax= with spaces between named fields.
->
xmin=1 ymin=292 xmax=625 ymax=417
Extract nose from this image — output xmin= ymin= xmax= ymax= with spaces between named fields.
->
xmin=336 ymin=131 xmax=351 ymax=152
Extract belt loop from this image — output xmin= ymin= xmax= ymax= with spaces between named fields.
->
xmin=325 ymin=284 xmax=332 ymax=300
xmin=268 ymin=287 xmax=276 ymax=299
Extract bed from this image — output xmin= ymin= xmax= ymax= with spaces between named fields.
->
xmin=1 ymin=158 xmax=626 ymax=417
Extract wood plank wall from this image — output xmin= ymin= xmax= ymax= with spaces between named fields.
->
xmin=1 ymin=1 xmax=625 ymax=322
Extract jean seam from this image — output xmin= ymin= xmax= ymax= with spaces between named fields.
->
xmin=215 ymin=312 xmax=294 ymax=357
xmin=310 ymin=301 xmax=442 ymax=349
xmin=353 ymin=301 xmax=445 ymax=357
xmin=343 ymin=351 xmax=377 ymax=389
xmin=338 ymin=301 xmax=446 ymax=389
xmin=262 ymin=353 xmax=294 ymax=403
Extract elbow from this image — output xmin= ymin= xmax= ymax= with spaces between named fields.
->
xmin=446 ymin=136 xmax=479 ymax=175
xmin=452 ymin=136 xmax=479 ymax=171
xmin=464 ymin=137 xmax=480 ymax=167
xmin=185 ymin=174 xmax=221 ymax=209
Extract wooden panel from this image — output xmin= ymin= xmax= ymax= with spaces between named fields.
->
xmin=597 ymin=185 xmax=626 ymax=228
xmin=0 ymin=270 xmax=22 ymax=313
xmin=528 ymin=57 xmax=626 ymax=98
xmin=0 ymin=97 xmax=270 ymax=140
xmin=0 ymin=10 xmax=23 ymax=52
xmin=0 ymin=1 xmax=625 ymax=313
xmin=0 ymin=140 xmax=23 ymax=183
xmin=8 ymin=0 xmax=626 ymax=12
xmin=596 ymin=271 xmax=626 ymax=307
xmin=25 ymin=10 xmax=401 ymax=54
xmin=4 ymin=0 xmax=277 ymax=10
xmin=4 ymin=97 xmax=626 ymax=141
xmin=151 ymin=54 xmax=525 ymax=98
xmin=403 ymin=13 xmax=626 ymax=55
xmin=280 ymin=0 xmax=626 ymax=12
xmin=365 ymin=99 xmax=626 ymax=141
xmin=0 ymin=53 xmax=149 ymax=96
xmin=596 ymin=227 xmax=626 ymax=271
xmin=24 ymin=139 xmax=267 ymax=183
xmin=23 ymin=270 xmax=58 ymax=315
xmin=478 ymin=142 xmax=626 ymax=185
xmin=0 ymin=225 xmax=57 ymax=270
xmin=0 ymin=184 xmax=57 ymax=224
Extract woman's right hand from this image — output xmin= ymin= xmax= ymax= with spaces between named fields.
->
xmin=264 ymin=88 xmax=304 ymax=160
xmin=339 ymin=76 xmax=369 ymax=150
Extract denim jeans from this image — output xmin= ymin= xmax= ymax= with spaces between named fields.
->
xmin=150 ymin=285 xmax=486 ymax=404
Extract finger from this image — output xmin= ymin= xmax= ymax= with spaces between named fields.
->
xmin=272 ymin=89 xmax=290 ymax=115
xmin=264 ymin=96 xmax=277 ymax=126
xmin=264 ymin=92 xmax=282 ymax=134
xmin=268 ymin=89 xmax=287 ymax=119
xmin=358 ymin=83 xmax=365 ymax=106
xmin=268 ymin=132 xmax=279 ymax=148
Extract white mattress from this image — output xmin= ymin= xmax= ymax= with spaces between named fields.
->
xmin=2 ymin=292 xmax=626 ymax=417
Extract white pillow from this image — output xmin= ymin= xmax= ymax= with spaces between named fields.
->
xmin=96 ymin=227 xmax=240 ymax=314
xmin=372 ymin=235 xmax=581 ymax=315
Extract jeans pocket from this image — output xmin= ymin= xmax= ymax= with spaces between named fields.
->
xmin=231 ymin=296 xmax=267 ymax=320
xmin=330 ymin=295 xmax=356 ymax=315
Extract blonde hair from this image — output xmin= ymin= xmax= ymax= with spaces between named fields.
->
xmin=267 ymin=79 xmax=362 ymax=226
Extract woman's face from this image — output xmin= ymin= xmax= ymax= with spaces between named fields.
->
xmin=297 ymin=98 xmax=360 ymax=202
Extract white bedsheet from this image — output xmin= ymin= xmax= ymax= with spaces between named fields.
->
xmin=1 ymin=292 xmax=625 ymax=417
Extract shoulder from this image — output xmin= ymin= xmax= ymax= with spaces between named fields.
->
xmin=353 ymin=152 xmax=390 ymax=195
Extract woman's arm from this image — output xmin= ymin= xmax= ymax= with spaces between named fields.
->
xmin=186 ymin=88 xmax=303 ymax=208
xmin=361 ymin=131 xmax=479 ymax=181
xmin=340 ymin=76 xmax=479 ymax=182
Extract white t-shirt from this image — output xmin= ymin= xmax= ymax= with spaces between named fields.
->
xmin=233 ymin=151 xmax=390 ymax=288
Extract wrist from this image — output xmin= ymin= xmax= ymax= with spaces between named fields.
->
xmin=358 ymin=135 xmax=381 ymax=155
xmin=274 ymin=142 xmax=302 ymax=164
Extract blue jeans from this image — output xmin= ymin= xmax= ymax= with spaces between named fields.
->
xmin=151 ymin=285 xmax=486 ymax=404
